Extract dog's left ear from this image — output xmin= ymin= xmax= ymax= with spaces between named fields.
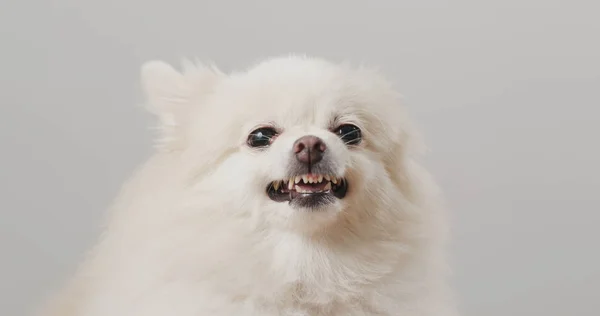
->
xmin=141 ymin=60 xmax=223 ymax=149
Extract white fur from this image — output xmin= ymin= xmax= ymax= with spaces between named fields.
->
xmin=39 ymin=56 xmax=457 ymax=315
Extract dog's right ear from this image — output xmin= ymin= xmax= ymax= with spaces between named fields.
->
xmin=141 ymin=60 xmax=223 ymax=149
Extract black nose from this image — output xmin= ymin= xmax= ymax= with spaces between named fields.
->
xmin=293 ymin=135 xmax=327 ymax=165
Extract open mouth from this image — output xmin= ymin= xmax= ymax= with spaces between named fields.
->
xmin=267 ymin=174 xmax=348 ymax=208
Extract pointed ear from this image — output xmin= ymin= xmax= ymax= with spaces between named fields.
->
xmin=140 ymin=59 xmax=223 ymax=149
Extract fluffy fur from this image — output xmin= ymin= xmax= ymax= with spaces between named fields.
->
xmin=40 ymin=56 xmax=457 ymax=315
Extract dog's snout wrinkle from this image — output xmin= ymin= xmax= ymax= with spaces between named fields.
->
xmin=293 ymin=135 xmax=326 ymax=167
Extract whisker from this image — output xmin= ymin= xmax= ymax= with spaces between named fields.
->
xmin=344 ymin=138 xmax=361 ymax=145
xmin=338 ymin=130 xmax=360 ymax=139
xmin=249 ymin=133 xmax=275 ymax=140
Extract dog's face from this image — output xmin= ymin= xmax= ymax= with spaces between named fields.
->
xmin=142 ymin=57 xmax=413 ymax=232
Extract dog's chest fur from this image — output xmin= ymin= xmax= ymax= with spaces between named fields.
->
xmin=190 ymin=233 xmax=407 ymax=314
xmin=79 ymin=225 xmax=417 ymax=316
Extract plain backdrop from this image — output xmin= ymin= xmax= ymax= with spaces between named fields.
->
xmin=1 ymin=1 xmax=599 ymax=315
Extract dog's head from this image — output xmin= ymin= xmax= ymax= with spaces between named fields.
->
xmin=141 ymin=56 xmax=420 ymax=233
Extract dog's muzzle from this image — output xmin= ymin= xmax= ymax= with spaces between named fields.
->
xmin=266 ymin=135 xmax=348 ymax=209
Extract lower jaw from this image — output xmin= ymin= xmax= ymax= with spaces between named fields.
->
xmin=289 ymin=192 xmax=338 ymax=209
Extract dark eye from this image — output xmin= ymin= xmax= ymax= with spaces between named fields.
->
xmin=247 ymin=127 xmax=278 ymax=148
xmin=335 ymin=124 xmax=362 ymax=145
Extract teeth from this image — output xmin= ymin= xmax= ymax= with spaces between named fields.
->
xmin=277 ymin=175 xmax=343 ymax=192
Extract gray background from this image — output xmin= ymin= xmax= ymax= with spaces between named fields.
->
xmin=1 ymin=1 xmax=598 ymax=315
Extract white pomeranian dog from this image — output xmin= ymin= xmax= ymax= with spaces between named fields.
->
xmin=40 ymin=56 xmax=457 ymax=316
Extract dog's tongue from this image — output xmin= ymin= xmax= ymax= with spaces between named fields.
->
xmin=295 ymin=182 xmax=328 ymax=192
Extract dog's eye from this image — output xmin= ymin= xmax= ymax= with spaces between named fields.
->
xmin=334 ymin=124 xmax=362 ymax=146
xmin=247 ymin=127 xmax=278 ymax=148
